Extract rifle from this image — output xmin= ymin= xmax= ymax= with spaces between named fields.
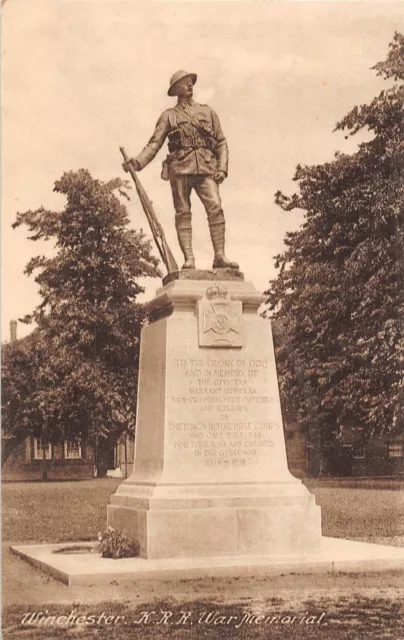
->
xmin=119 ymin=147 xmax=179 ymax=274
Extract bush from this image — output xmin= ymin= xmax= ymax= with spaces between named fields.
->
xmin=97 ymin=526 xmax=139 ymax=559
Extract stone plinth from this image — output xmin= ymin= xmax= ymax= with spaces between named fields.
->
xmin=12 ymin=538 xmax=404 ymax=586
xmin=108 ymin=278 xmax=322 ymax=559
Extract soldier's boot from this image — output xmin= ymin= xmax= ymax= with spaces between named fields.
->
xmin=176 ymin=216 xmax=196 ymax=269
xmin=210 ymin=221 xmax=239 ymax=270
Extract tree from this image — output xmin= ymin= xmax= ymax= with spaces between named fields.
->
xmin=265 ymin=33 xmax=404 ymax=465
xmin=2 ymin=331 xmax=42 ymax=466
xmin=3 ymin=169 xmax=160 ymax=469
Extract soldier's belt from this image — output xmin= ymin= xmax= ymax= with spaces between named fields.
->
xmin=175 ymin=144 xmax=211 ymax=151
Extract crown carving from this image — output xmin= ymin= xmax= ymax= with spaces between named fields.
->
xmin=206 ymin=285 xmax=228 ymax=300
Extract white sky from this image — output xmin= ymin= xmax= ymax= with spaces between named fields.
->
xmin=2 ymin=0 xmax=403 ymax=341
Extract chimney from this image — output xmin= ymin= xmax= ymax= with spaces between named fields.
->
xmin=10 ymin=320 xmax=17 ymax=343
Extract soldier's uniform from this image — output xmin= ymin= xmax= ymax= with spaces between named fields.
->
xmin=132 ymin=71 xmax=238 ymax=270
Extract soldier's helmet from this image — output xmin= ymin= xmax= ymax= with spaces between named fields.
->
xmin=167 ymin=70 xmax=197 ymax=96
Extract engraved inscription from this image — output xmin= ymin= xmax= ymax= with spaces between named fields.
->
xmin=169 ymin=357 xmax=280 ymax=467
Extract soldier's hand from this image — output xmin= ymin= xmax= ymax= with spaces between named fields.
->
xmin=213 ymin=170 xmax=226 ymax=184
xmin=122 ymin=158 xmax=141 ymax=173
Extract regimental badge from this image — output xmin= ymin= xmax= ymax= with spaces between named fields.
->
xmin=198 ymin=285 xmax=243 ymax=348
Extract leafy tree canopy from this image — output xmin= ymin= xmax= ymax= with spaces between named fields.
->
xmin=266 ymin=33 xmax=404 ymax=447
xmin=2 ymin=170 xmax=160 ymax=461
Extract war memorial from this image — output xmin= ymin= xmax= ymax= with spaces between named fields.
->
xmin=106 ymin=70 xmax=321 ymax=559
xmin=11 ymin=70 xmax=404 ymax=584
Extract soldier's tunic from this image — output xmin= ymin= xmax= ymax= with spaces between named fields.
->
xmin=134 ymin=100 xmax=228 ymax=225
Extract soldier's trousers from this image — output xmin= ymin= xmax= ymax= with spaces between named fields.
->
xmin=169 ymin=175 xmax=224 ymax=229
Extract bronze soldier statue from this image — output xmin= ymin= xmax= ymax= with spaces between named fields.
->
xmin=124 ymin=70 xmax=239 ymax=271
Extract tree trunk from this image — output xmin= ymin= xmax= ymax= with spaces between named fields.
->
xmin=42 ymin=442 xmax=48 ymax=481
xmin=124 ymin=434 xmax=128 ymax=479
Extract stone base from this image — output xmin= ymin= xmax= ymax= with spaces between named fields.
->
xmin=11 ymin=538 xmax=404 ymax=587
xmin=108 ymin=482 xmax=321 ymax=559
xmin=162 ymin=267 xmax=244 ymax=285
xmin=108 ymin=278 xmax=322 ymax=560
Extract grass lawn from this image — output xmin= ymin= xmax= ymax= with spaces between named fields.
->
xmin=2 ymin=478 xmax=404 ymax=544
xmin=312 ymin=486 xmax=404 ymax=543
xmin=2 ymin=479 xmax=404 ymax=639
xmin=2 ymin=478 xmax=121 ymax=543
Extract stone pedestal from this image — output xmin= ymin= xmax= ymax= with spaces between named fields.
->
xmin=108 ymin=277 xmax=322 ymax=559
